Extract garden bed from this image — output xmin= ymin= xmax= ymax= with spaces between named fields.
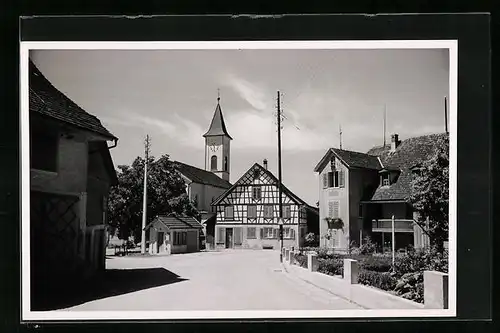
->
xmin=292 ymin=246 xmax=448 ymax=304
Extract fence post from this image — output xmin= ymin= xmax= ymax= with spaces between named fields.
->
xmin=290 ymin=250 xmax=296 ymax=265
xmin=343 ymin=259 xmax=359 ymax=284
xmin=307 ymin=253 xmax=319 ymax=272
xmin=424 ymin=271 xmax=449 ymax=309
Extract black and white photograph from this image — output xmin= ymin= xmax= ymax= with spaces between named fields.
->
xmin=21 ymin=40 xmax=456 ymax=320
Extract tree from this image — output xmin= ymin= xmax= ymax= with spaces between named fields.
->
xmin=409 ymin=135 xmax=449 ymax=252
xmin=108 ymin=154 xmax=199 ymax=242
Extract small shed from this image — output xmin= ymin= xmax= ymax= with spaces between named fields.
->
xmin=145 ymin=214 xmax=203 ymax=255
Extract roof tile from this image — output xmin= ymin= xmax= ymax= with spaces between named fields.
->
xmin=29 ymin=60 xmax=116 ymax=140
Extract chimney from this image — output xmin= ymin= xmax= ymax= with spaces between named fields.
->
xmin=263 ymin=159 xmax=268 ymax=170
xmin=390 ymin=134 xmax=400 ymax=152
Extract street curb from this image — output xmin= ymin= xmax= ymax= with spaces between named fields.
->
xmin=281 ymin=262 xmax=367 ymax=309
xmin=282 ymin=262 xmax=424 ymax=310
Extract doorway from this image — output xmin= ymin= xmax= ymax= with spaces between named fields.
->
xmin=157 ymin=232 xmax=164 ymax=253
xmin=225 ymin=228 xmax=233 ymax=249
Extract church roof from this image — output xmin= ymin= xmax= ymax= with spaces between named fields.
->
xmin=203 ymin=100 xmax=232 ymax=139
xmin=173 ymin=161 xmax=232 ymax=189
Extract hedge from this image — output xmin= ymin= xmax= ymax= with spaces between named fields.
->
xmin=358 ymin=270 xmax=397 ymax=291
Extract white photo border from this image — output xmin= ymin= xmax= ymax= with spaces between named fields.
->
xmin=20 ymin=40 xmax=458 ymax=321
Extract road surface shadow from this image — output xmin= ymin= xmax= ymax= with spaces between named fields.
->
xmin=31 ymin=267 xmax=187 ymax=311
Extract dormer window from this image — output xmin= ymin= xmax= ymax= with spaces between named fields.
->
xmin=381 ymin=172 xmax=391 ymax=186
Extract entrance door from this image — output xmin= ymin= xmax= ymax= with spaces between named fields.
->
xmin=225 ymin=228 xmax=233 ymax=249
xmin=157 ymin=232 xmax=164 ymax=253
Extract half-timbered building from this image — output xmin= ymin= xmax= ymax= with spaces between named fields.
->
xmin=211 ymin=160 xmax=318 ymax=250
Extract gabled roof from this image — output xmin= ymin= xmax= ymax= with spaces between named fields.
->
xmin=211 ymin=162 xmax=309 ymax=207
xmin=369 ymin=133 xmax=448 ymax=201
xmin=203 ymin=100 xmax=232 ymax=139
xmin=144 ymin=214 xmax=203 ymax=231
xmin=314 ymin=147 xmax=383 ymax=172
xmin=29 ymin=60 xmax=117 ymax=140
xmin=173 ymin=161 xmax=232 ymax=189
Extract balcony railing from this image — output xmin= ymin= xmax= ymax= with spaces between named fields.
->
xmin=371 ymin=219 xmax=414 ymax=232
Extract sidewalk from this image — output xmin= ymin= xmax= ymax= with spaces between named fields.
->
xmin=282 ymin=261 xmax=424 ymax=310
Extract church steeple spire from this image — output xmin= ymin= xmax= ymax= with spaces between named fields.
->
xmin=203 ymin=91 xmax=232 ymax=140
xmin=204 ymin=90 xmax=232 ymax=182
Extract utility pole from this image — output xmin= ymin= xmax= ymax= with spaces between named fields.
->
xmin=277 ymin=91 xmax=284 ymax=263
xmin=444 ymin=96 xmax=449 ymax=134
xmin=339 ymin=124 xmax=343 ymax=150
xmin=141 ymin=134 xmax=151 ymax=254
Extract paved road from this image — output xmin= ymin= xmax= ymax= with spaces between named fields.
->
xmin=65 ymin=250 xmax=362 ymax=311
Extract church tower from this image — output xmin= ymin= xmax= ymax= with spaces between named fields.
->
xmin=204 ymin=94 xmax=232 ymax=182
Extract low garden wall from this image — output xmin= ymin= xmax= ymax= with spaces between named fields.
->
xmin=283 ymin=245 xmax=449 ymax=309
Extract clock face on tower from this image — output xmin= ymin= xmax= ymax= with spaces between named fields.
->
xmin=209 ymin=145 xmax=219 ymax=152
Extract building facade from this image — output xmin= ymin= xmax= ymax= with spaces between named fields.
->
xmin=29 ymin=60 xmax=118 ymax=307
xmin=212 ymin=161 xmax=318 ymax=250
xmin=314 ymin=133 xmax=447 ymax=252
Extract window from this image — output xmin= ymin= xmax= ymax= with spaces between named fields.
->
xmin=225 ymin=206 xmax=234 ymax=219
xmin=247 ymin=205 xmax=257 ymax=218
xmin=283 ymin=227 xmax=296 ymax=239
xmin=263 ymin=227 xmax=276 ymax=239
xmin=210 ymin=155 xmax=217 ymax=171
xmin=381 ymin=173 xmax=391 ymax=186
xmin=247 ymin=227 xmax=256 ymax=239
xmin=173 ymin=231 xmax=187 ymax=245
xmin=252 ymin=187 xmax=262 ymax=200
xmin=328 ymin=201 xmax=340 ymax=218
xmin=224 ymin=156 xmax=228 ymax=171
xmin=264 ymin=205 xmax=274 ymax=218
xmin=322 ymin=173 xmax=328 ymax=188
xmin=31 ymin=132 xmax=58 ymax=172
xmin=284 ymin=205 xmax=292 ymax=219
xmin=326 ymin=170 xmax=344 ymax=188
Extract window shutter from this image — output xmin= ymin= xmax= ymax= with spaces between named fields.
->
xmin=218 ymin=227 xmax=225 ymax=243
xmin=333 ymin=201 xmax=340 ymax=218
xmin=339 ymin=170 xmax=345 ymax=187
xmin=322 ymin=174 xmax=328 ymax=188
xmin=234 ymin=227 xmax=242 ymax=245
xmin=291 ymin=228 xmax=295 ymax=240
xmin=260 ymin=228 xmax=263 ymax=239
xmin=274 ymin=228 xmax=278 ymax=239
xmin=328 ymin=172 xmax=334 ymax=187
xmin=328 ymin=201 xmax=334 ymax=217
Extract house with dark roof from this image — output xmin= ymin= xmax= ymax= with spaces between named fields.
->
xmin=211 ymin=160 xmax=319 ymax=250
xmin=314 ymin=132 xmax=447 ymax=252
xmin=145 ymin=214 xmax=204 ymax=254
xmin=29 ymin=60 xmax=119 ymax=308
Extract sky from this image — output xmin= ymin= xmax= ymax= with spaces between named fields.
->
xmin=30 ymin=48 xmax=449 ymax=206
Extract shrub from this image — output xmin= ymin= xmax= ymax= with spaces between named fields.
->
xmin=358 ymin=270 xmax=397 ymax=291
xmin=359 ymin=236 xmax=377 ymax=255
xmin=358 ymin=256 xmax=392 ymax=273
xmin=318 ymin=258 xmax=343 ymax=276
xmin=304 ymin=233 xmax=319 ymax=247
xmin=393 ymin=246 xmax=448 ymax=278
xmin=394 ymin=272 xmax=424 ymax=303
xmin=294 ymin=253 xmax=308 ymax=268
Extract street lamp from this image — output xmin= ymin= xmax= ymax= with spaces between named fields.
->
xmin=278 ymin=218 xmax=284 ymax=263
